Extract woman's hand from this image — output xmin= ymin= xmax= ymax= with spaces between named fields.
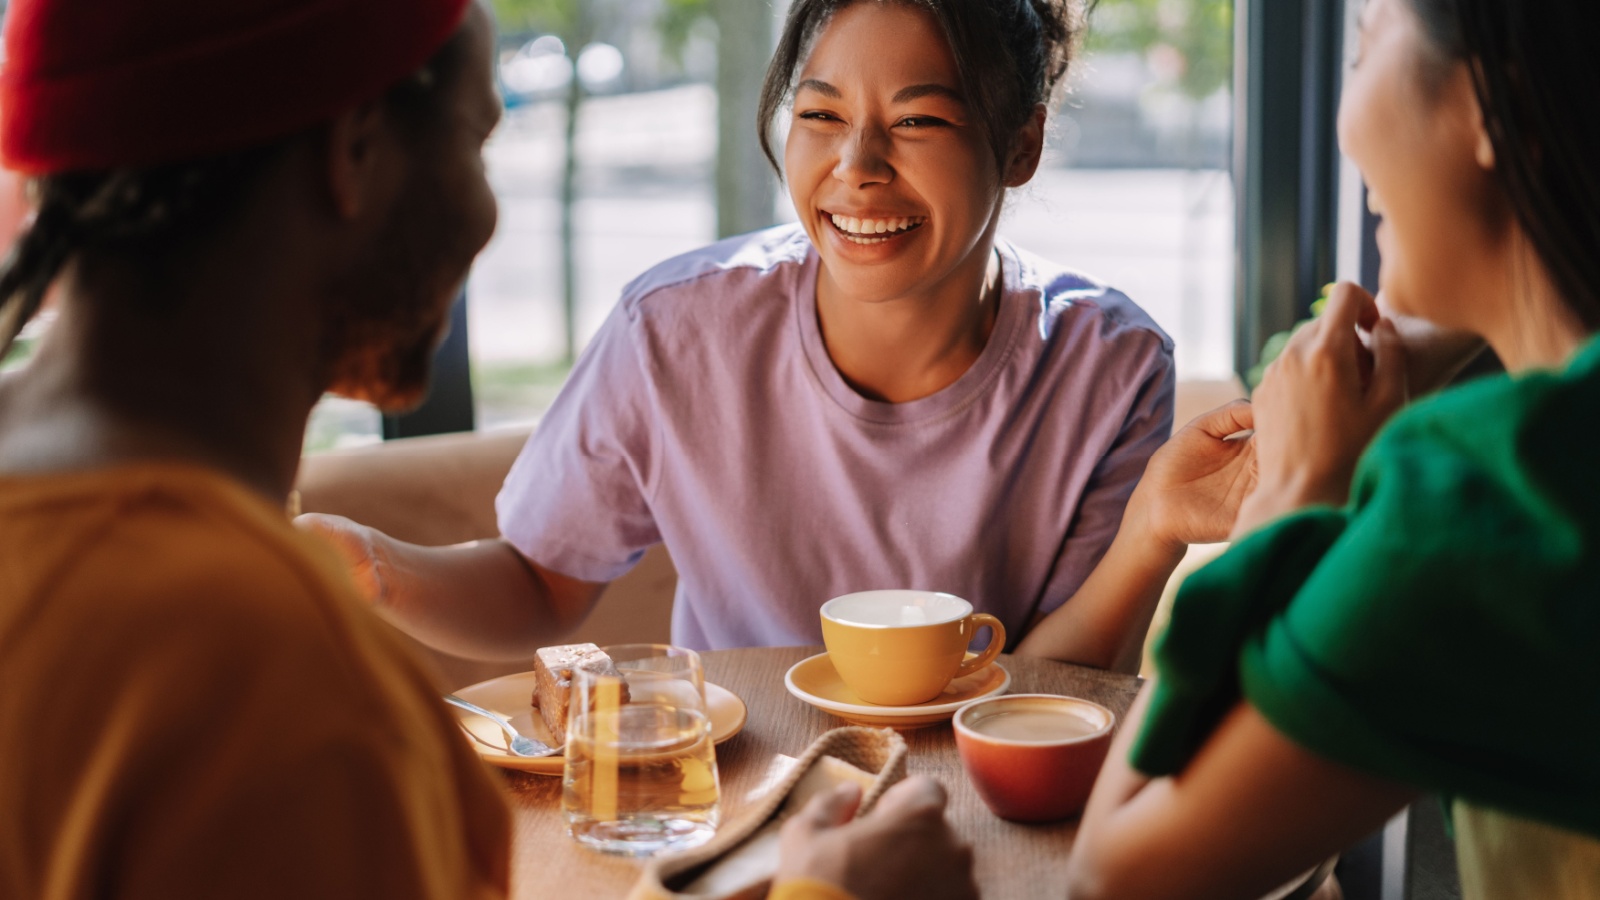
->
xmin=1131 ymin=399 xmax=1257 ymax=553
xmin=776 ymin=777 xmax=977 ymax=900
xmin=1235 ymin=282 xmax=1407 ymax=536
xmin=295 ymin=512 xmax=390 ymax=607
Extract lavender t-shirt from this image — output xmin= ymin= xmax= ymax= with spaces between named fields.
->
xmin=497 ymin=225 xmax=1174 ymax=651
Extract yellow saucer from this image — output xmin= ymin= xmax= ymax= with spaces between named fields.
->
xmin=453 ymin=671 xmax=748 ymax=775
xmin=784 ymin=652 xmax=1010 ymax=729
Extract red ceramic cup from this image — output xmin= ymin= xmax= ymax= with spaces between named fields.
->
xmin=953 ymin=694 xmax=1116 ymax=822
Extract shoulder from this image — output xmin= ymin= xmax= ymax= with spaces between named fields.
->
xmin=999 ymin=241 xmax=1174 ymax=405
xmin=1002 ymin=239 xmax=1174 ymax=357
xmin=45 ymin=478 xmax=363 ymax=682
xmin=1359 ymin=348 xmax=1600 ymax=518
xmin=614 ymin=223 xmax=814 ymax=323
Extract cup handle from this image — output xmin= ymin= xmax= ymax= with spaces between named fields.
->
xmin=953 ymin=614 xmax=1006 ymax=679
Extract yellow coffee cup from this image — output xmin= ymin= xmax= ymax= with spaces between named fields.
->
xmin=820 ymin=590 xmax=1006 ymax=706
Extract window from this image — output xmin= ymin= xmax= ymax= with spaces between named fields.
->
xmin=1006 ymin=0 xmax=1236 ymax=381
xmin=449 ymin=0 xmax=1239 ymax=441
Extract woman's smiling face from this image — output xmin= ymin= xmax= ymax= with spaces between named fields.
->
xmin=1338 ymin=0 xmax=1503 ymax=328
xmin=785 ymin=1 xmax=1028 ymax=304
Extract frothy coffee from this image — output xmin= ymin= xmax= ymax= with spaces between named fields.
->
xmin=969 ymin=709 xmax=1100 ymax=741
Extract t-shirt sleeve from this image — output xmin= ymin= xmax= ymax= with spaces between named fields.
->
xmin=1130 ymin=407 xmax=1600 ymax=836
xmin=1037 ymin=338 xmax=1176 ymax=618
xmin=496 ymin=300 xmax=664 ymax=582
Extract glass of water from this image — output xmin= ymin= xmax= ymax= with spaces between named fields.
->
xmin=562 ymin=644 xmax=720 ymax=856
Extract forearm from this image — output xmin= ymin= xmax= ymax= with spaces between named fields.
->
xmin=1014 ymin=504 xmax=1184 ymax=672
xmin=1066 ymin=692 xmax=1415 ymax=900
xmin=372 ymin=536 xmax=600 ymax=660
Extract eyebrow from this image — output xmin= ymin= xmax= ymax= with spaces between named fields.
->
xmin=892 ymin=83 xmax=965 ymax=105
xmin=793 ymin=79 xmax=966 ymax=105
xmin=795 ymin=78 xmax=841 ymax=98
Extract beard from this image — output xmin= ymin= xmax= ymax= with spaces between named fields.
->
xmin=319 ymin=164 xmax=481 ymax=413
xmin=320 ymin=299 xmax=446 ymax=412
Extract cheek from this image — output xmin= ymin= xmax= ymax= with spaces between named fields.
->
xmin=1336 ymin=70 xmax=1386 ymax=182
xmin=908 ymin=142 xmax=998 ymax=231
xmin=442 ymin=153 xmax=497 ymax=258
xmin=469 ymin=174 xmax=498 ymax=253
xmin=784 ymin=130 xmax=831 ymax=195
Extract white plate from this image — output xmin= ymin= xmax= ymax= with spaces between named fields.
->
xmin=453 ymin=670 xmax=747 ymax=774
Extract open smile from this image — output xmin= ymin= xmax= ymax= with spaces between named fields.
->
xmin=824 ymin=211 xmax=927 ymax=245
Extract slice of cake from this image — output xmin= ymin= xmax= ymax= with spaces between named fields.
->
xmin=531 ymin=643 xmax=626 ymax=745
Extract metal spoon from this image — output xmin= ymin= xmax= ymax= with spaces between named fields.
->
xmin=444 ymin=694 xmax=560 ymax=758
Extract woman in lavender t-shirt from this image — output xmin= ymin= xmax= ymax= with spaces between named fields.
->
xmin=306 ymin=0 xmax=1254 ymax=670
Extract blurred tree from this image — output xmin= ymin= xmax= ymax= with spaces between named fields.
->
xmin=490 ymin=0 xmax=767 ymax=360
xmin=649 ymin=0 xmax=776 ymax=238
xmin=1086 ymin=0 xmax=1232 ymax=100
xmin=490 ymin=0 xmax=600 ymax=364
xmin=656 ymin=0 xmax=712 ymax=64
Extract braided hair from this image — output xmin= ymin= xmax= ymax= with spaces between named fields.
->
xmin=0 ymin=151 xmax=283 ymax=359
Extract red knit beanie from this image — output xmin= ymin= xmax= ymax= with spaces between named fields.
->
xmin=0 ymin=0 xmax=472 ymax=175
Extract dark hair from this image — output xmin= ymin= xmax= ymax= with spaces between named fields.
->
xmin=756 ymin=0 xmax=1086 ymax=175
xmin=1407 ymin=0 xmax=1600 ymax=330
xmin=0 ymin=30 xmax=472 ymax=360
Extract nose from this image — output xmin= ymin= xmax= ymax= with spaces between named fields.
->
xmin=833 ymin=124 xmax=893 ymax=189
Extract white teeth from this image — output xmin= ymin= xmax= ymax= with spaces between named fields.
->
xmin=827 ymin=213 xmax=925 ymax=238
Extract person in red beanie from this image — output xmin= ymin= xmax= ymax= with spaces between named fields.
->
xmin=0 ymin=1 xmax=976 ymax=898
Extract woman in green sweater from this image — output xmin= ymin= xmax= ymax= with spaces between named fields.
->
xmin=1061 ymin=0 xmax=1600 ymax=897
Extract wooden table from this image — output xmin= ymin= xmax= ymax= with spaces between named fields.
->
xmin=501 ymin=646 xmax=1143 ymax=898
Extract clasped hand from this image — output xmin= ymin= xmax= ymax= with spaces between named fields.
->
xmin=1234 ymin=281 xmax=1408 ymax=535
xmin=1135 ymin=282 xmax=1410 ymax=549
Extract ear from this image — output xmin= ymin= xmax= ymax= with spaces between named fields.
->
xmin=1003 ymin=104 xmax=1048 ymax=188
xmin=1472 ymin=113 xmax=1495 ymax=170
xmin=324 ymin=100 xmax=388 ymax=220
xmin=1462 ymin=67 xmax=1495 ymax=171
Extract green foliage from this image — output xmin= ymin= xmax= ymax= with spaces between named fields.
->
xmin=1246 ymin=284 xmax=1333 ymax=389
xmin=657 ymin=0 xmax=712 ymax=66
xmin=472 ymin=359 xmax=575 ymax=424
xmin=490 ymin=0 xmax=576 ymax=34
xmin=0 ymin=335 xmax=35 ymax=373
xmin=490 ymin=0 xmax=709 ymax=55
xmin=1085 ymin=0 xmax=1233 ymax=99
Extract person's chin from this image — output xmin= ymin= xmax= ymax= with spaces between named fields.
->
xmin=325 ymin=344 xmax=434 ymax=414
xmin=326 ymin=377 xmax=429 ymax=414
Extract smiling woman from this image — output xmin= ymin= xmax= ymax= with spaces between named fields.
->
xmin=1061 ymin=0 xmax=1600 ymax=897
xmin=304 ymin=0 xmax=1257 ymax=679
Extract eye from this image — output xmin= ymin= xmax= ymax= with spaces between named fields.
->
xmin=798 ymin=110 xmax=840 ymax=122
xmin=896 ymin=116 xmax=949 ymax=129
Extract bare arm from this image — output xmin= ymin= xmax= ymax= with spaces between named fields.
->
xmin=1014 ymin=502 xmax=1184 ymax=672
xmin=1016 ymin=401 xmax=1256 ymax=672
xmin=299 ymin=514 xmax=605 ymax=660
xmin=1065 ymin=683 xmax=1417 ymax=900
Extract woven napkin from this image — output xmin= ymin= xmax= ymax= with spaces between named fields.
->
xmin=626 ymin=726 xmax=908 ymax=900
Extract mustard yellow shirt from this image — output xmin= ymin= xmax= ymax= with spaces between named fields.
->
xmin=0 ymin=463 xmax=510 ymax=899
xmin=770 ymin=878 xmax=859 ymax=900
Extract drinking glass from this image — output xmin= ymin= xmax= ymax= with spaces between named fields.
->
xmin=562 ymin=643 xmax=720 ymax=856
